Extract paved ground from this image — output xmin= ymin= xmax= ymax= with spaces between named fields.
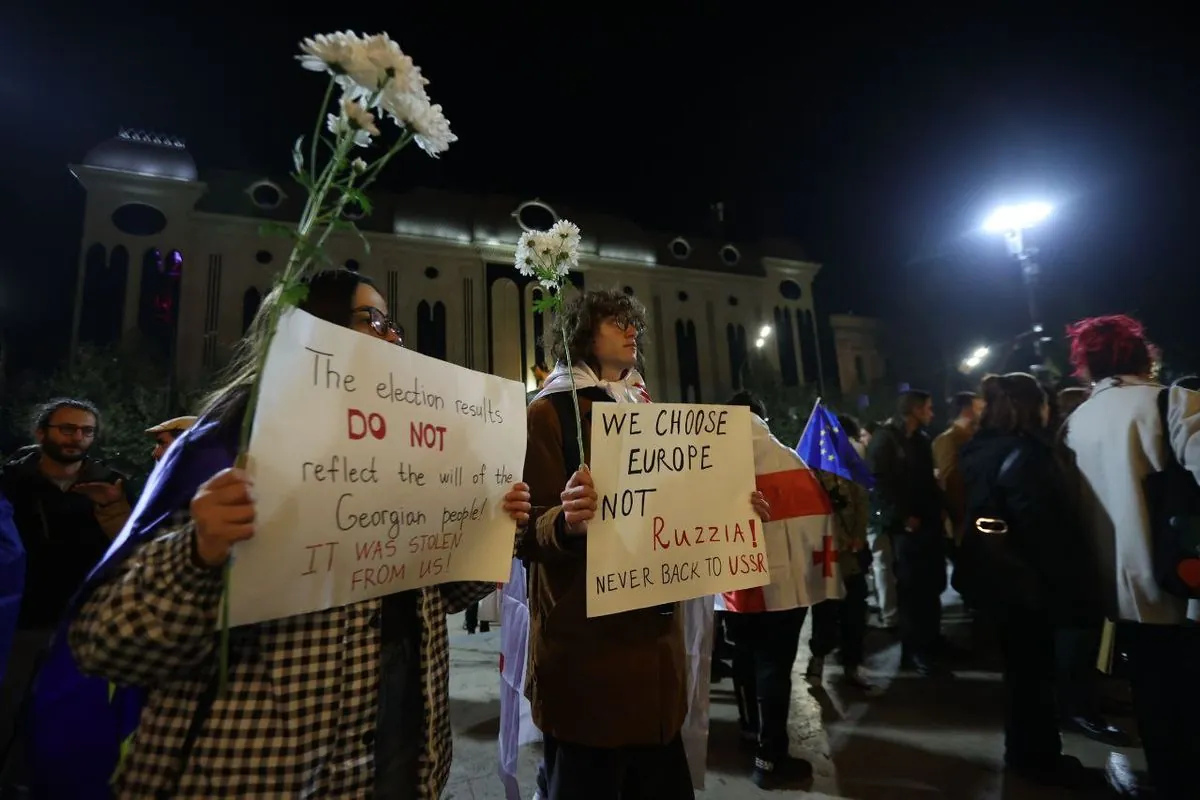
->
xmin=442 ymin=587 xmax=1147 ymax=799
xmin=441 ymin=610 xmax=843 ymax=800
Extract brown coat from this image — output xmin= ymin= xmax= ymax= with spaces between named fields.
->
xmin=932 ymin=423 xmax=973 ymax=536
xmin=518 ymin=392 xmax=688 ymax=748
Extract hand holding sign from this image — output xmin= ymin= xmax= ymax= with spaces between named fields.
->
xmin=503 ymin=482 xmax=532 ymax=526
xmin=191 ymin=468 xmax=257 ymax=567
xmin=228 ymin=308 xmax=528 ymax=628
xmin=585 ymin=404 xmax=768 ymax=617
xmin=751 ymin=491 xmax=770 ymax=523
xmin=561 ymin=468 xmax=598 ymax=536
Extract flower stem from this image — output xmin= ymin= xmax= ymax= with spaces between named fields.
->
xmin=217 ymin=124 xmax=354 ymax=692
xmin=560 ymin=316 xmax=587 ymax=470
xmin=310 ymin=79 xmax=335 ymax=182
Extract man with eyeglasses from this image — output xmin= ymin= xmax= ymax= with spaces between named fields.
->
xmin=0 ymin=398 xmax=130 ymax=781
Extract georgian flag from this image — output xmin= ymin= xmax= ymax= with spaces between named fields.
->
xmin=716 ymin=414 xmax=842 ymax=613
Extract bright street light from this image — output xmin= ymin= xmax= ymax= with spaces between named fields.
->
xmin=984 ymin=202 xmax=1054 ymax=360
xmin=758 ymin=325 xmax=772 ymax=339
xmin=754 ymin=337 xmax=766 ymax=349
xmin=961 ymin=345 xmax=991 ymax=372
xmin=982 ymin=202 xmax=1052 ymax=234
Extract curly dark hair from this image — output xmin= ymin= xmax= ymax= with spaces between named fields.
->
xmin=546 ymin=288 xmax=648 ymax=368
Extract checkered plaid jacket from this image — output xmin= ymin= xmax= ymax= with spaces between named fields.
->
xmin=69 ymin=516 xmax=493 ymax=799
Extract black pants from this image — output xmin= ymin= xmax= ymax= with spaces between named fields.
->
xmin=723 ymin=608 xmax=806 ymax=760
xmin=1055 ymin=624 xmax=1103 ymax=719
xmin=995 ymin=612 xmax=1061 ymax=768
xmin=810 ymin=567 xmax=870 ymax=669
xmin=1122 ymin=622 xmax=1200 ymax=800
xmin=544 ymin=733 xmax=694 ymax=800
xmin=892 ymin=528 xmax=946 ymax=659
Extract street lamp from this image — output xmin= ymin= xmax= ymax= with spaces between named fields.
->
xmin=983 ymin=202 xmax=1053 ymax=355
xmin=961 ymin=345 xmax=990 ymax=372
xmin=754 ymin=323 xmax=772 ymax=349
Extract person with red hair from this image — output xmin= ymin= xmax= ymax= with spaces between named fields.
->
xmin=1062 ymin=314 xmax=1200 ymax=799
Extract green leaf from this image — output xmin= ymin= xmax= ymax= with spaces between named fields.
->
xmin=291 ymin=171 xmax=316 ymax=192
xmin=532 ymin=295 xmax=560 ymax=314
xmin=278 ymin=282 xmax=310 ymax=307
xmin=292 ymin=136 xmax=305 ymax=174
xmin=342 ymin=188 xmax=374 ymax=215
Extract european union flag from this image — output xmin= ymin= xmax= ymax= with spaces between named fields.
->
xmin=796 ymin=400 xmax=876 ymax=489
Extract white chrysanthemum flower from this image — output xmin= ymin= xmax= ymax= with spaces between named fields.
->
xmin=341 ymin=98 xmax=379 ymax=137
xmin=549 ymin=219 xmax=581 ymax=250
xmin=532 ymin=232 xmax=557 ymax=260
xmin=297 ymin=31 xmax=362 ymax=76
xmin=359 ymin=34 xmax=428 ymax=97
xmin=514 ymin=231 xmax=538 ymax=277
xmin=514 ymin=222 xmax=584 ymax=287
xmin=325 ymin=97 xmax=378 ymax=148
xmin=382 ymin=92 xmax=457 ymax=156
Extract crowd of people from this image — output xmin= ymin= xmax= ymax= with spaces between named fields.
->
xmin=0 ymin=267 xmax=1196 ymax=800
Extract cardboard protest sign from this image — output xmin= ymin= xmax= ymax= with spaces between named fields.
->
xmin=228 ymin=308 xmax=527 ymax=627
xmin=585 ymin=404 xmax=766 ymax=617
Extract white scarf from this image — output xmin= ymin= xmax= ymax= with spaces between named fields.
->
xmin=533 ymin=362 xmax=652 ymax=405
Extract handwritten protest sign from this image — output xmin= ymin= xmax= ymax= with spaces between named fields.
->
xmin=585 ymin=404 xmax=766 ymax=617
xmin=228 ymin=308 xmax=527 ymax=628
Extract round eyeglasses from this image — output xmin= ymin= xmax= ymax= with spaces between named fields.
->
xmin=353 ymin=306 xmax=404 ymax=345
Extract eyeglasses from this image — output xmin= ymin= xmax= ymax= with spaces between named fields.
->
xmin=607 ymin=314 xmax=644 ymax=333
xmin=353 ymin=306 xmax=404 ymax=345
xmin=48 ymin=424 xmax=96 ymax=438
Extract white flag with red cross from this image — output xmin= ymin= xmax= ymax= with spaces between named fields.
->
xmin=717 ymin=414 xmax=842 ymax=612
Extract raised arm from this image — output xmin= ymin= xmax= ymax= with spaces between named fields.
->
xmin=69 ymin=522 xmax=222 ymax=686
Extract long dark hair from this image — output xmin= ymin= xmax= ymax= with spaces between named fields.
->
xmin=979 ymin=372 xmax=1047 ymax=437
xmin=202 ymin=269 xmax=377 ymax=425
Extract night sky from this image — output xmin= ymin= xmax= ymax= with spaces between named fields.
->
xmin=2 ymin=4 xmax=1197 ymax=376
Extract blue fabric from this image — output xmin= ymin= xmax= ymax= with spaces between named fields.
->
xmin=796 ymin=402 xmax=876 ymax=489
xmin=0 ymin=491 xmax=24 ymax=684
xmin=25 ymin=415 xmax=239 ymax=799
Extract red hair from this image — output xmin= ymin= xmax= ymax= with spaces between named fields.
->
xmin=1065 ymin=314 xmax=1159 ymax=380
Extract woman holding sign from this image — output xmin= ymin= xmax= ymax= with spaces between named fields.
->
xmin=519 ymin=288 xmax=769 ymax=800
xmin=62 ymin=269 xmax=532 ymax=799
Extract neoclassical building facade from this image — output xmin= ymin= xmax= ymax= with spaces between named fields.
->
xmin=828 ymin=313 xmax=891 ymax=395
xmin=70 ymin=130 xmax=829 ymax=403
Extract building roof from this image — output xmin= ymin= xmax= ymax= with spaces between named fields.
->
xmin=83 ymin=129 xmax=198 ymax=182
xmin=79 ymin=134 xmax=813 ymax=276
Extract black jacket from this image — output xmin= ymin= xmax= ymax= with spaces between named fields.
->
xmin=959 ymin=429 xmax=1099 ymax=624
xmin=0 ymin=447 xmax=129 ymax=629
xmin=866 ymin=420 xmax=943 ymax=532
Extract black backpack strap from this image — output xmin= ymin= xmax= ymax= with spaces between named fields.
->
xmin=543 ymin=387 xmax=611 ymax=481
xmin=1158 ymin=388 xmax=1176 ymax=469
xmin=546 ymin=392 xmax=580 ymax=484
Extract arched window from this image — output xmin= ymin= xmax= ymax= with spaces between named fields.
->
xmin=242 ymin=286 xmax=262 ymax=333
xmin=416 ymin=300 xmax=447 ymax=360
xmin=726 ymin=323 xmax=747 ymax=390
xmin=675 ymin=319 xmax=701 ymax=402
xmin=79 ymin=244 xmax=127 ymax=346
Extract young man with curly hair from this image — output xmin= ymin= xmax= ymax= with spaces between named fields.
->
xmin=518 ymin=288 xmax=767 ymax=799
